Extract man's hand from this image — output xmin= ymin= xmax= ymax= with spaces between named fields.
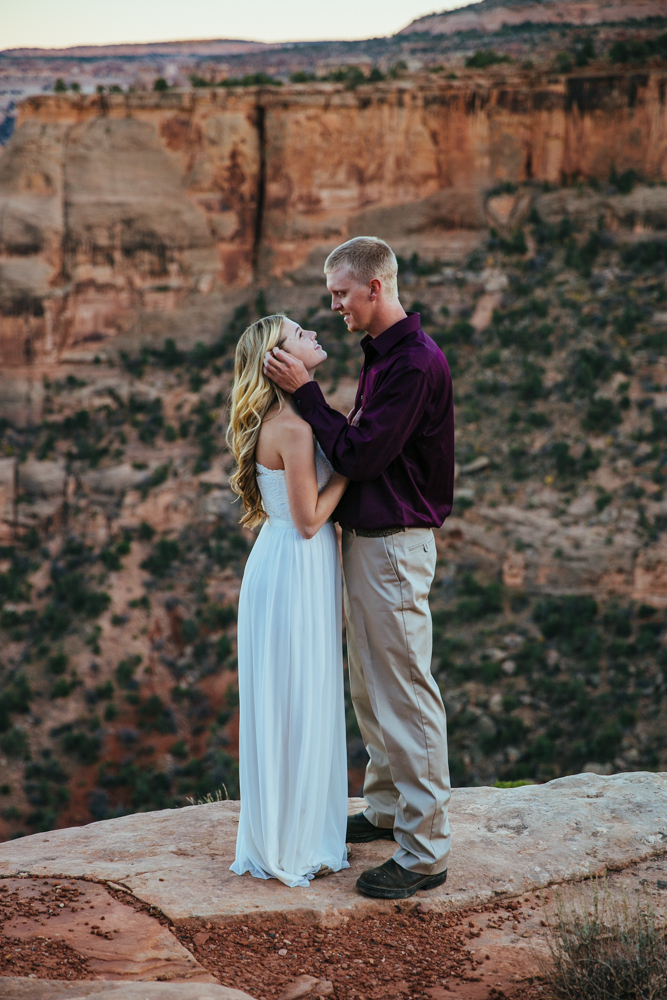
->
xmin=263 ymin=348 xmax=311 ymax=393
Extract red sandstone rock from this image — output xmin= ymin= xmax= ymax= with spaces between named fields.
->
xmin=2 ymin=71 xmax=667 ymax=366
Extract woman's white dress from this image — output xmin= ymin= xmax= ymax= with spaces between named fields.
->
xmin=230 ymin=442 xmax=350 ymax=888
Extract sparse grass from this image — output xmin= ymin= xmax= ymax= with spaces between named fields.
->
xmin=542 ymin=880 xmax=667 ymax=999
xmin=186 ymin=784 xmax=229 ymax=806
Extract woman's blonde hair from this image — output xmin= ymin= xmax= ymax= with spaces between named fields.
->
xmin=227 ymin=314 xmax=288 ymax=528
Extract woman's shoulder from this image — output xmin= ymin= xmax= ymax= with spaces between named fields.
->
xmin=257 ymin=402 xmax=312 ymax=464
xmin=269 ymin=404 xmax=312 ymax=436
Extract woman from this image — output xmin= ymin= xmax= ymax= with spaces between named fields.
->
xmin=227 ymin=314 xmax=350 ymax=888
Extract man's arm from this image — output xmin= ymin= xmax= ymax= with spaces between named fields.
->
xmin=262 ymin=345 xmax=437 ymax=481
xmin=292 ymin=364 xmax=431 ymax=481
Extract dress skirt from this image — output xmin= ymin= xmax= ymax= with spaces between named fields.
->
xmin=231 ymin=517 xmax=350 ymax=888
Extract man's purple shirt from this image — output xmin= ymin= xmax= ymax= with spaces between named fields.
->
xmin=291 ymin=313 xmax=455 ymax=531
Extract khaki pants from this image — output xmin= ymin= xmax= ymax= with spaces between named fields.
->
xmin=342 ymin=527 xmax=451 ymax=875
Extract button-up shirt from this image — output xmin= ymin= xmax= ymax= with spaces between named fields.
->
xmin=291 ymin=313 xmax=455 ymax=530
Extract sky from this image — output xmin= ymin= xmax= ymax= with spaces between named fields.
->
xmin=0 ymin=0 xmax=472 ymax=50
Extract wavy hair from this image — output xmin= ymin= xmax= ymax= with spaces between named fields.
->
xmin=226 ymin=314 xmax=288 ymax=528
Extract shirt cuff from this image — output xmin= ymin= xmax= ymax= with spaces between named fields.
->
xmin=292 ymin=380 xmax=326 ymax=412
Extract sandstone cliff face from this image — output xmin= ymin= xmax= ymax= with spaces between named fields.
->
xmin=1 ymin=70 xmax=667 ymax=364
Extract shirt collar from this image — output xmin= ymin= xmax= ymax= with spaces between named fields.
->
xmin=361 ymin=312 xmax=421 ymax=359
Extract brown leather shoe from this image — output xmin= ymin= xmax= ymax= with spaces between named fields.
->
xmin=356 ymin=858 xmax=448 ymax=899
xmin=346 ymin=812 xmax=395 ymax=843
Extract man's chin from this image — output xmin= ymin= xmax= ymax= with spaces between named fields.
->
xmin=345 ymin=319 xmax=364 ymax=334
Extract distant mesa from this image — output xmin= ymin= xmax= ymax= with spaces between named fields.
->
xmin=1 ymin=38 xmax=273 ymax=58
xmin=401 ymin=0 xmax=667 ymax=35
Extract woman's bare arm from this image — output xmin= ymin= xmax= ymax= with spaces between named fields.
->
xmin=280 ymin=416 xmax=348 ymax=539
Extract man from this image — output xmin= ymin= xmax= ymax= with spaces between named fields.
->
xmin=263 ymin=236 xmax=454 ymax=900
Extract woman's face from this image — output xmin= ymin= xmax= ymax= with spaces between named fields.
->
xmin=278 ymin=318 xmax=327 ymax=372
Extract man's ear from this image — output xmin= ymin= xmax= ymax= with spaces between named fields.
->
xmin=369 ymin=278 xmax=381 ymax=301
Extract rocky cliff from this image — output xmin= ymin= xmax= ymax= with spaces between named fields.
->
xmin=0 ymin=775 xmax=666 ymax=997
xmin=2 ymin=67 xmax=667 ymax=368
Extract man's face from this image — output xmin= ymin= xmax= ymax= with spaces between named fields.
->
xmin=326 ymin=265 xmax=376 ymax=334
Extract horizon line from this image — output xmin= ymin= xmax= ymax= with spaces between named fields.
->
xmin=0 ymin=3 xmax=483 ymax=56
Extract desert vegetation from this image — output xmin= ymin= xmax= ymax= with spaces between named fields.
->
xmin=542 ymin=880 xmax=667 ymax=999
xmin=0 ymin=172 xmax=666 ymax=838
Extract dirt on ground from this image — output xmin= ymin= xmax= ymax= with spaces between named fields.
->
xmin=0 ymin=874 xmax=549 ymax=998
xmin=172 ymin=899 xmax=549 ymax=1000
xmin=2 ymin=856 xmax=667 ymax=999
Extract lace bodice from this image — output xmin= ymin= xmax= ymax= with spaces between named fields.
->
xmin=257 ymin=440 xmax=334 ymax=525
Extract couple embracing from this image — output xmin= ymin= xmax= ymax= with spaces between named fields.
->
xmin=227 ymin=237 xmax=454 ymax=899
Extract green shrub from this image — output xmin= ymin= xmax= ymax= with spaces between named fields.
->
xmin=575 ymin=37 xmax=595 ymax=67
xmin=1 ymin=726 xmax=29 ymax=759
xmin=455 ymin=574 xmax=503 ymax=621
xmin=466 ymin=50 xmax=511 ymax=68
xmin=534 ymin=595 xmax=597 ymax=637
xmin=516 ymin=362 xmax=544 ymax=402
xmin=216 ymin=635 xmax=233 ymax=663
xmin=51 ymin=678 xmax=76 ymax=699
xmin=141 ymin=538 xmax=180 ymax=577
xmin=515 ymin=639 xmax=547 ymax=674
xmin=602 ymin=607 xmax=632 ymax=640
xmin=138 ymin=695 xmax=177 ymax=734
xmin=609 ymin=34 xmax=667 ymax=64
xmin=0 ymin=675 xmax=33 ymax=733
xmin=218 ymin=71 xmax=282 ymax=88
xmin=129 ymin=594 xmax=150 ymax=612
xmin=498 ymin=228 xmax=527 ymax=255
xmin=202 ymin=604 xmax=237 ymax=629
xmin=564 ymin=231 xmax=601 ymax=277
xmin=62 ymin=730 xmax=100 ymax=764
xmin=170 ymin=738 xmax=188 ymax=759
xmin=552 ymin=442 xmax=600 ymax=479
xmin=100 ymin=547 xmax=122 ymax=571
xmin=582 ymin=397 xmax=622 ymax=432
xmin=290 ymin=70 xmax=317 ymax=83
xmin=571 ymin=348 xmax=613 ymax=395
xmin=554 ymin=51 xmax=573 ymax=73
xmin=181 ymin=619 xmax=199 ymax=643
xmin=50 ymin=566 xmax=110 ymax=619
xmin=140 ymin=463 xmax=170 ymax=498
xmin=432 ymin=320 xmax=474 ymax=348
xmin=47 ymin=652 xmax=68 ymax=675
xmin=481 ymin=715 xmax=528 ymax=753
xmin=623 ymin=240 xmax=667 ymax=271
xmin=138 ymin=521 xmax=155 ymax=541
xmin=116 ymin=654 xmax=142 ymax=689
xmin=95 ymin=680 xmax=114 ymax=700
xmin=23 ymin=758 xmax=70 ymax=831
xmin=535 ymin=596 xmax=602 ymax=662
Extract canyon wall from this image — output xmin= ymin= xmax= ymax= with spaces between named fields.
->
xmin=1 ymin=70 xmax=667 ymax=367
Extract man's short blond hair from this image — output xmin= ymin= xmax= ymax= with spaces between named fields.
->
xmin=324 ymin=236 xmax=399 ymax=298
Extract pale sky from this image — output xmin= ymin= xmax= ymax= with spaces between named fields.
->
xmin=0 ymin=0 xmax=472 ymax=50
